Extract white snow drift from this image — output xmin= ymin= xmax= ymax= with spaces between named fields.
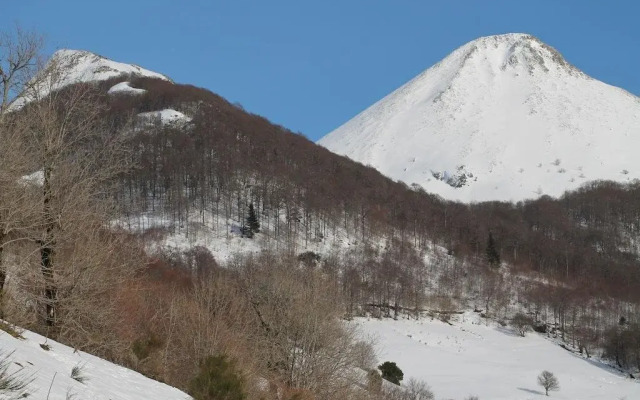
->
xmin=108 ymin=81 xmax=147 ymax=95
xmin=319 ymin=33 xmax=640 ymax=203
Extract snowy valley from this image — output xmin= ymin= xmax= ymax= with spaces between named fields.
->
xmin=356 ymin=313 xmax=640 ymax=399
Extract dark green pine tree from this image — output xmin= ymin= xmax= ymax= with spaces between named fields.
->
xmin=378 ymin=361 xmax=404 ymax=386
xmin=486 ymin=231 xmax=500 ymax=268
xmin=246 ymin=203 xmax=260 ymax=235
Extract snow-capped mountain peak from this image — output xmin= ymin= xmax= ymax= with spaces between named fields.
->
xmin=458 ymin=33 xmax=576 ymax=74
xmin=9 ymin=49 xmax=169 ymax=109
xmin=318 ymin=33 xmax=640 ymax=202
xmin=48 ymin=49 xmax=170 ymax=84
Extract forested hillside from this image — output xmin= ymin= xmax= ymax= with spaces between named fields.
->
xmin=106 ymin=74 xmax=640 ymax=369
xmin=105 ymin=74 xmax=640 ymax=375
xmin=110 ymin=76 xmax=640 ymax=300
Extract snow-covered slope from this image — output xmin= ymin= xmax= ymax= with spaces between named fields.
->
xmin=10 ymin=49 xmax=169 ymax=109
xmin=108 ymin=81 xmax=147 ymax=95
xmin=0 ymin=326 xmax=189 ymax=400
xmin=47 ymin=49 xmax=169 ymax=85
xmin=319 ymin=33 xmax=640 ymax=202
xmin=355 ymin=313 xmax=640 ymax=399
xmin=137 ymin=109 xmax=192 ymax=126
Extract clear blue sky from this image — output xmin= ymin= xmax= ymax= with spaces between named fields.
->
xmin=3 ymin=1 xmax=639 ymax=141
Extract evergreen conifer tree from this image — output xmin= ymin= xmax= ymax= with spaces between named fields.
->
xmin=486 ymin=231 xmax=500 ymax=268
xmin=246 ymin=203 xmax=260 ymax=234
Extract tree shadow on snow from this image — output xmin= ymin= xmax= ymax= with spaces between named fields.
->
xmin=564 ymin=348 xmax=634 ymax=379
xmin=494 ymin=325 xmax=521 ymax=337
xmin=517 ymin=387 xmax=545 ymax=396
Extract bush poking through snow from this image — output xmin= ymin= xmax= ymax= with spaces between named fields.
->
xmin=403 ymin=378 xmax=434 ymax=400
xmin=380 ymin=378 xmax=434 ymax=400
xmin=378 ymin=361 xmax=404 ymax=385
xmin=0 ymin=351 xmax=32 ymax=398
xmin=0 ymin=322 xmax=23 ymax=340
xmin=71 ymin=363 xmax=88 ymax=384
xmin=511 ymin=313 xmax=535 ymax=337
xmin=537 ymin=370 xmax=559 ymax=396
xmin=189 ymin=355 xmax=245 ymax=400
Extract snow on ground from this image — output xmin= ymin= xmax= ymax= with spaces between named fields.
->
xmin=0 ymin=326 xmax=189 ymax=400
xmin=119 ymin=211 xmax=371 ymax=264
xmin=108 ymin=81 xmax=147 ymax=95
xmin=18 ymin=170 xmax=44 ymax=186
xmin=354 ymin=312 xmax=640 ymax=400
xmin=319 ymin=33 xmax=640 ymax=203
xmin=137 ymin=109 xmax=192 ymax=126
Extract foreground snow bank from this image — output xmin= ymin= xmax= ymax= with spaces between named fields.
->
xmin=0 ymin=325 xmax=190 ymax=400
xmin=354 ymin=312 xmax=640 ymax=400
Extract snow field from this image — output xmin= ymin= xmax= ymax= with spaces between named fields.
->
xmin=354 ymin=312 xmax=640 ymax=399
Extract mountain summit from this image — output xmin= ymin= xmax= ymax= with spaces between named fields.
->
xmin=319 ymin=33 xmax=640 ymax=202
xmin=48 ymin=49 xmax=170 ymax=84
xmin=9 ymin=49 xmax=169 ymax=109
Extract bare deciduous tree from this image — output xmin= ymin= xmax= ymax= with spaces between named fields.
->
xmin=0 ymin=26 xmax=44 ymax=316
xmin=0 ymin=26 xmax=43 ymax=119
xmin=19 ymin=81 xmax=131 ymax=329
xmin=0 ymin=32 xmax=134 ymax=334
xmin=537 ymin=370 xmax=559 ymax=396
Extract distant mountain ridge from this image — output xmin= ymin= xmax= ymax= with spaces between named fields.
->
xmin=319 ymin=33 xmax=640 ymax=202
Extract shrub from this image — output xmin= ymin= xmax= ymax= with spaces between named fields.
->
xmin=131 ymin=333 xmax=163 ymax=360
xmin=297 ymin=251 xmax=321 ymax=267
xmin=189 ymin=355 xmax=245 ymax=400
xmin=378 ymin=361 xmax=403 ymax=385
xmin=0 ymin=322 xmax=23 ymax=340
xmin=71 ymin=363 xmax=88 ymax=383
xmin=366 ymin=369 xmax=382 ymax=393
xmin=381 ymin=378 xmax=433 ymax=400
xmin=511 ymin=313 xmax=535 ymax=337
xmin=404 ymin=378 xmax=434 ymax=400
xmin=0 ymin=351 xmax=32 ymax=398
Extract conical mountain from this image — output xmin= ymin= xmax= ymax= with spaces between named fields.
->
xmin=319 ymin=33 xmax=640 ymax=202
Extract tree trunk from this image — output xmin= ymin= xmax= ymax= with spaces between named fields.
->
xmin=41 ymin=244 xmax=56 ymax=326
xmin=0 ymin=243 xmax=5 ymax=319
xmin=41 ymin=165 xmax=57 ymax=327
